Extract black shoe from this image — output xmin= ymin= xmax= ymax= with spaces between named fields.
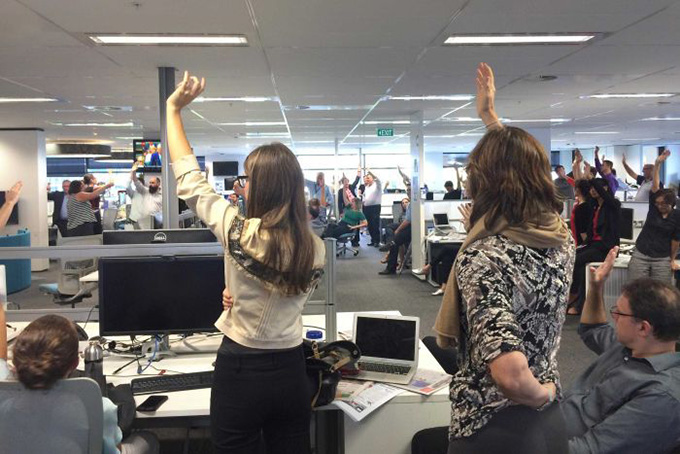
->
xmin=379 ymin=269 xmax=396 ymax=275
xmin=379 ymin=242 xmax=394 ymax=252
xmin=367 ymin=242 xmax=376 ymax=247
xmin=372 ymin=242 xmax=381 ymax=248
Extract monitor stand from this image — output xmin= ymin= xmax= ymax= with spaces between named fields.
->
xmin=141 ymin=335 xmax=176 ymax=359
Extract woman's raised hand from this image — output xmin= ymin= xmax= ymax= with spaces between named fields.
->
xmin=476 ymin=63 xmax=500 ymax=128
xmin=167 ymin=71 xmax=206 ymax=111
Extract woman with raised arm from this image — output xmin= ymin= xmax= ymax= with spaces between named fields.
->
xmin=165 ymin=72 xmax=325 ymax=454
xmin=435 ymin=63 xmax=574 ymax=454
xmin=66 ymin=180 xmax=113 ymax=237
xmin=627 ymin=150 xmax=680 ymax=282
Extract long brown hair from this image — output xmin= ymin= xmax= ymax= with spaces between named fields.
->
xmin=12 ymin=315 xmax=79 ymax=390
xmin=244 ymin=142 xmax=318 ymax=295
xmin=466 ymin=126 xmax=562 ymax=229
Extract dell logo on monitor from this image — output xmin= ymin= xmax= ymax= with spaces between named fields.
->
xmin=152 ymin=232 xmax=168 ymax=243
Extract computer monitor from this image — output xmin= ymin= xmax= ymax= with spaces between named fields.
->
xmin=620 ymin=207 xmax=634 ymax=240
xmin=99 ymin=255 xmax=224 ymax=336
xmin=0 ymin=191 xmax=18 ymax=225
xmin=102 ymin=228 xmax=217 ymax=245
xmin=133 ymin=139 xmax=162 ymax=173
xmin=433 ymin=213 xmax=449 ymax=228
xmin=213 ymin=161 xmax=239 ymax=176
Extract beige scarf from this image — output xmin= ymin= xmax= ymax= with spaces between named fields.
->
xmin=433 ymin=212 xmax=571 ymax=348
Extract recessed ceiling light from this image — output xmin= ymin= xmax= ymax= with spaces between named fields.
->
xmin=574 ymin=131 xmax=619 ymax=135
xmin=581 ymin=93 xmax=675 ymax=99
xmin=361 ymin=120 xmax=411 ymax=125
xmin=88 ymin=34 xmax=248 ymax=46
xmin=195 ymin=96 xmax=278 ymax=103
xmin=387 ymin=95 xmax=474 ymax=101
xmin=504 ymin=118 xmax=571 ymax=123
xmin=284 ymin=104 xmax=374 ymax=111
xmin=0 ymin=97 xmax=59 ymax=103
xmin=642 ymin=117 xmax=680 ymax=121
xmin=114 ymin=136 xmax=143 ymax=140
xmin=444 ymin=34 xmax=595 ymax=45
xmin=621 ymin=138 xmax=661 ymax=141
xmin=47 ymin=154 xmax=111 ymax=159
xmin=217 ymin=122 xmax=287 ymax=126
xmin=59 ymin=122 xmax=135 ymax=127
xmin=244 ymin=132 xmax=291 ymax=137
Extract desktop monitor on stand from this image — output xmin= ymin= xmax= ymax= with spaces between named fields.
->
xmin=620 ymin=208 xmax=634 ymax=242
xmin=99 ymin=255 xmax=225 ymax=357
xmin=102 ymin=228 xmax=217 ymax=245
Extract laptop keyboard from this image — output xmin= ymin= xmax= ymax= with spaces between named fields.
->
xmin=358 ymin=362 xmax=411 ymax=375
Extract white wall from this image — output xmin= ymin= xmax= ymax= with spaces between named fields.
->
xmin=0 ymin=129 xmax=48 ymax=270
xmin=663 ymin=145 xmax=680 ymax=187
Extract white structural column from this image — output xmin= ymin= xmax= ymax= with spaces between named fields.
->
xmin=159 ymin=67 xmax=179 ymax=229
xmin=410 ymin=112 xmax=425 ymax=271
xmin=0 ymin=129 xmax=48 ymax=270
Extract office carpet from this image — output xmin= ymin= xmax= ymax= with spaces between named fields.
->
xmin=9 ymin=237 xmax=598 ymax=453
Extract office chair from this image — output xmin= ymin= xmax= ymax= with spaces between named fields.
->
xmin=101 ymin=208 xmax=118 ymax=231
xmin=39 ymin=233 xmax=102 ymax=307
xmin=336 ymin=232 xmax=359 ymax=257
xmin=0 ymin=377 xmax=103 ymax=454
xmin=398 ymin=243 xmax=412 ymax=274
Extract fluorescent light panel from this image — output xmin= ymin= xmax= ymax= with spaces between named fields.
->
xmin=0 ymin=97 xmax=58 ymax=103
xmin=59 ymin=122 xmax=135 ymax=127
xmin=445 ymin=34 xmax=594 ymax=45
xmin=504 ymin=118 xmax=571 ymax=123
xmin=621 ymin=138 xmax=661 ymax=141
xmin=195 ymin=96 xmax=277 ymax=103
xmin=361 ymin=120 xmax=411 ymax=125
xmin=574 ymin=131 xmax=619 ymax=135
xmin=217 ymin=121 xmax=287 ymax=126
xmin=89 ymin=34 xmax=247 ymax=46
xmin=388 ymin=95 xmax=474 ymax=101
xmin=642 ymin=117 xmax=680 ymax=121
xmin=582 ymin=93 xmax=674 ymax=99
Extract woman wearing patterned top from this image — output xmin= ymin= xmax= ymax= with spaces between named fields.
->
xmin=435 ymin=63 xmax=574 ymax=454
xmin=166 ymin=72 xmax=326 ymax=454
xmin=66 ymin=180 xmax=112 ymax=237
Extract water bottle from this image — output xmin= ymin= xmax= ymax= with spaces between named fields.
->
xmin=84 ymin=341 xmax=107 ymax=395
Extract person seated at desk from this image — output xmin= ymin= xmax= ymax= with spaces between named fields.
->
xmin=628 ymin=150 xmax=680 ymax=283
xmin=562 ymin=247 xmax=680 ymax=454
xmin=322 ymin=198 xmax=367 ymax=240
xmin=379 ymin=185 xmax=412 ymax=275
xmin=166 ymin=71 xmax=326 ymax=454
xmin=308 ymin=205 xmax=325 ymax=237
xmin=0 ymin=307 xmax=159 ymax=454
xmin=414 ymin=204 xmax=471 ymax=296
xmin=0 ymin=181 xmax=22 ymax=232
xmin=568 ymin=178 xmax=621 ymax=315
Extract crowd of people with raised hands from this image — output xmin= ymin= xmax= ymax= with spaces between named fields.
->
xmin=2 ymin=60 xmax=679 ymax=454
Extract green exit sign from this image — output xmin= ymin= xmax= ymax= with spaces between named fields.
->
xmin=377 ymin=128 xmax=394 ymax=137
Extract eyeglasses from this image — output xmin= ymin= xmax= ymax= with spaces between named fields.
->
xmin=654 ymin=201 xmax=671 ymax=208
xmin=237 ymin=175 xmax=248 ymax=188
xmin=609 ymin=307 xmax=639 ymax=320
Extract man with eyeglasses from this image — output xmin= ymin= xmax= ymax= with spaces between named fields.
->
xmin=561 ymin=246 xmax=680 ymax=454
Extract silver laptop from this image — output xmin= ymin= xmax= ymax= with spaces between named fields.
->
xmin=352 ymin=314 xmax=419 ymax=385
xmin=433 ymin=213 xmax=453 ymax=233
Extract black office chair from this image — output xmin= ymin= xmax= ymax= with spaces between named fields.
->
xmin=411 ymin=336 xmax=458 ymax=454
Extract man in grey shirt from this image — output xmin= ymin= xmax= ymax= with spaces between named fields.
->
xmin=562 ymin=246 xmax=680 ymax=454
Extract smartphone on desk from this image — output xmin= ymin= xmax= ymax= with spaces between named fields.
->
xmin=136 ymin=395 xmax=168 ymax=412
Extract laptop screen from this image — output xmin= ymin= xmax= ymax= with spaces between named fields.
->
xmin=355 ymin=317 xmax=417 ymax=361
xmin=433 ymin=213 xmax=449 ymax=226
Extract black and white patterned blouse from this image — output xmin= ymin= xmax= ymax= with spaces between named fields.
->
xmin=449 ymin=234 xmax=575 ymax=439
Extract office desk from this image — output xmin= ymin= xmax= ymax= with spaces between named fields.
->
xmin=423 ymin=234 xmax=465 ymax=287
xmin=58 ymin=311 xmax=450 ymax=454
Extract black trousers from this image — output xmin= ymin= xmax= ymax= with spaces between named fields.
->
xmin=430 ymin=246 xmax=458 ymax=285
xmin=570 ymin=243 xmax=608 ymax=312
xmin=322 ymin=221 xmax=352 ymax=239
xmin=386 ymin=225 xmax=411 ymax=271
xmin=66 ymin=222 xmax=96 ymax=237
xmin=448 ymin=403 xmax=567 ymax=454
xmin=363 ymin=204 xmax=381 ymax=244
xmin=383 ymin=222 xmax=400 ymax=244
xmin=55 ymin=220 xmax=68 ymax=238
xmin=211 ymin=340 xmax=312 ymax=454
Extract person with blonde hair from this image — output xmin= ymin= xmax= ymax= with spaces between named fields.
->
xmin=435 ymin=63 xmax=574 ymax=454
xmin=166 ymin=71 xmax=326 ymax=454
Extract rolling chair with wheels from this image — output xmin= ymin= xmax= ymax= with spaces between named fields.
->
xmin=39 ymin=233 xmax=102 ymax=307
xmin=336 ymin=232 xmax=359 ymax=257
xmin=0 ymin=377 xmax=103 ymax=454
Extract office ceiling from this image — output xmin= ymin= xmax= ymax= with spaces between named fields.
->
xmin=2 ymin=0 xmax=680 ymax=156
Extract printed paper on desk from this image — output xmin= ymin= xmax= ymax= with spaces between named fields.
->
xmin=330 ymin=382 xmax=402 ymax=422
xmin=391 ymin=369 xmax=451 ymax=396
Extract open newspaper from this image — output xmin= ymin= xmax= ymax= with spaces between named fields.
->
xmin=391 ymin=369 xmax=451 ymax=396
xmin=329 ymin=381 xmax=403 ymax=422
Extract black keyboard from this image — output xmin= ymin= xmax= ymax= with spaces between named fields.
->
xmin=131 ymin=371 xmax=214 ymax=395
xmin=358 ymin=362 xmax=411 ymax=375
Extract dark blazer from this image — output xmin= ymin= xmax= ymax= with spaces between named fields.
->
xmin=47 ymin=191 xmax=66 ymax=226
xmin=587 ymin=183 xmax=621 ymax=252
xmin=337 ymin=175 xmax=361 ymax=214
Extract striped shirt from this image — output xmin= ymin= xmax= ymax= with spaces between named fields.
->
xmin=67 ymin=196 xmax=96 ymax=230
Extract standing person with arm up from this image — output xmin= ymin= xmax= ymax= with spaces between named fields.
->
xmin=561 ymin=247 xmax=680 ymax=454
xmin=622 ymin=154 xmax=659 ymax=202
xmin=594 ymin=147 xmax=619 ymax=194
xmin=362 ymin=169 xmax=383 ymax=247
xmin=0 ymin=181 xmax=22 ymax=231
xmin=628 ymin=150 xmax=680 ymax=282
xmin=166 ymin=72 xmax=325 ymax=454
xmin=436 ymin=63 xmax=574 ymax=454
xmin=66 ymin=180 xmax=113 ymax=237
